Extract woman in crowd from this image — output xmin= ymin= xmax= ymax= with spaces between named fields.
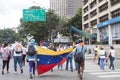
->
xmin=108 ymin=46 xmax=115 ymax=70
xmin=1 ymin=43 xmax=11 ymax=75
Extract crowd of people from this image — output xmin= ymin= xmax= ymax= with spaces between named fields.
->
xmin=0 ymin=39 xmax=87 ymax=79
xmin=92 ymin=45 xmax=115 ymax=70
xmin=0 ymin=38 xmax=116 ymax=80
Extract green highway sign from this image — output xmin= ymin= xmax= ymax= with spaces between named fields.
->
xmin=23 ymin=9 xmax=46 ymax=21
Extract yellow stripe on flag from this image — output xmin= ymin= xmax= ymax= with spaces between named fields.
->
xmin=37 ymin=46 xmax=74 ymax=56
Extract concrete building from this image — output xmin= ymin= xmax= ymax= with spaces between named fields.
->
xmin=50 ymin=0 xmax=82 ymax=18
xmin=82 ymin=0 xmax=120 ymax=45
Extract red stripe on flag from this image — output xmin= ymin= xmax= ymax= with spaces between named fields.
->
xmin=37 ymin=64 xmax=57 ymax=75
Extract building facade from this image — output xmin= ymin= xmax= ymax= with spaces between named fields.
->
xmin=82 ymin=0 xmax=120 ymax=45
xmin=50 ymin=0 xmax=82 ymax=18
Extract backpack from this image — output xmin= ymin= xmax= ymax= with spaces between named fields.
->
xmin=15 ymin=44 xmax=23 ymax=54
xmin=75 ymin=46 xmax=84 ymax=63
xmin=27 ymin=45 xmax=36 ymax=56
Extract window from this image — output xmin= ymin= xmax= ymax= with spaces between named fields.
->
xmin=99 ymin=14 xmax=109 ymax=23
xmin=111 ymin=8 xmax=120 ymax=18
xmin=84 ymin=6 xmax=88 ymax=13
xmin=99 ymin=0 xmax=103 ymax=2
xmin=111 ymin=0 xmax=120 ymax=6
xmin=84 ymin=14 xmax=89 ymax=21
xmin=90 ymin=19 xmax=97 ymax=26
xmin=90 ymin=9 xmax=97 ymax=18
xmin=99 ymin=2 xmax=108 ymax=13
xmin=83 ymin=0 xmax=88 ymax=5
xmin=90 ymin=0 xmax=97 ymax=9
xmin=84 ymin=23 xmax=89 ymax=29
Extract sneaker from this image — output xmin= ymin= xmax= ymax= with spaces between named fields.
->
xmin=14 ymin=71 xmax=17 ymax=74
xmin=30 ymin=73 xmax=33 ymax=79
xmin=79 ymin=74 xmax=83 ymax=80
xmin=21 ymin=69 xmax=23 ymax=73
xmin=33 ymin=75 xmax=35 ymax=78
xmin=71 ymin=70 xmax=73 ymax=72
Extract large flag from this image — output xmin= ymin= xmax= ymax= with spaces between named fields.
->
xmin=36 ymin=46 xmax=74 ymax=75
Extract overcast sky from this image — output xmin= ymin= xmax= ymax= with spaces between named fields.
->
xmin=0 ymin=0 xmax=50 ymax=29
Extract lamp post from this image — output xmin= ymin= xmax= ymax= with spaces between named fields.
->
xmin=48 ymin=11 xmax=51 ymax=42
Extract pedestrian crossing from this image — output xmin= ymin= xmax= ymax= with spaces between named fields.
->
xmin=85 ymin=61 xmax=120 ymax=78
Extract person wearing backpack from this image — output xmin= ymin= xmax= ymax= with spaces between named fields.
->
xmin=74 ymin=39 xmax=87 ymax=79
xmin=1 ymin=42 xmax=11 ymax=75
xmin=26 ymin=39 xmax=37 ymax=79
xmin=12 ymin=39 xmax=23 ymax=74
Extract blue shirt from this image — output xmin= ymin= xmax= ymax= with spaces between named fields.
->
xmin=75 ymin=45 xmax=87 ymax=59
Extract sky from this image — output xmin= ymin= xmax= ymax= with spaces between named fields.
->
xmin=0 ymin=0 xmax=50 ymax=29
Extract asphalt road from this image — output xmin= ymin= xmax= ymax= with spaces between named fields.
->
xmin=0 ymin=56 xmax=120 ymax=80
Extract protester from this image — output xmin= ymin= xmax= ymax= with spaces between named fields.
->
xmin=1 ymin=43 xmax=11 ymax=75
xmin=93 ymin=46 xmax=98 ymax=62
xmin=73 ymin=41 xmax=79 ymax=70
xmin=65 ymin=44 xmax=73 ymax=72
xmin=57 ymin=44 xmax=64 ymax=71
xmin=74 ymin=39 xmax=87 ymax=79
xmin=12 ymin=39 xmax=23 ymax=74
xmin=108 ymin=46 xmax=115 ymax=70
xmin=22 ymin=44 xmax=27 ymax=66
xmin=99 ymin=46 xmax=106 ymax=70
xmin=26 ymin=39 xmax=37 ymax=79
xmin=48 ymin=42 xmax=56 ymax=72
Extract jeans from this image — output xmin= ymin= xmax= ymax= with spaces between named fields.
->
xmin=14 ymin=56 xmax=23 ymax=71
xmin=109 ymin=57 xmax=115 ymax=70
xmin=29 ymin=61 xmax=36 ymax=75
xmin=66 ymin=57 xmax=73 ymax=70
xmin=100 ymin=58 xmax=105 ymax=70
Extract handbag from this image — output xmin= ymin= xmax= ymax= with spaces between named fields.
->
xmin=109 ymin=52 xmax=111 ymax=57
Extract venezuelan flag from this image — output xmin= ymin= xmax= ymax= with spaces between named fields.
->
xmin=37 ymin=46 xmax=74 ymax=75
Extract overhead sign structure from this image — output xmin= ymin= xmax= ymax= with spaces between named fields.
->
xmin=23 ymin=9 xmax=46 ymax=21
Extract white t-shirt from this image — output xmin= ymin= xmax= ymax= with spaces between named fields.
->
xmin=94 ymin=47 xmax=98 ymax=51
xmin=12 ymin=42 xmax=23 ymax=56
xmin=22 ymin=47 xmax=27 ymax=55
xmin=109 ymin=50 xmax=115 ymax=57
xmin=99 ymin=50 xmax=106 ymax=58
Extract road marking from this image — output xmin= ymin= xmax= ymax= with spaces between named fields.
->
xmin=90 ymin=71 xmax=120 ymax=75
xmin=99 ymin=75 xmax=120 ymax=78
xmin=85 ymin=69 xmax=120 ymax=72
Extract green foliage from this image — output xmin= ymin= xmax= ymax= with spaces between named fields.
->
xmin=19 ymin=6 xmax=60 ymax=43
xmin=68 ymin=7 xmax=82 ymax=30
xmin=0 ymin=28 xmax=20 ymax=44
xmin=94 ymin=42 xmax=102 ymax=45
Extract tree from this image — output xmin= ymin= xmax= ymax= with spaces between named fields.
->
xmin=68 ymin=7 xmax=82 ymax=30
xmin=19 ymin=6 xmax=60 ymax=43
xmin=0 ymin=28 xmax=20 ymax=44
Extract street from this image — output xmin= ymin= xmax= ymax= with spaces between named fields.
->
xmin=0 ymin=55 xmax=120 ymax=80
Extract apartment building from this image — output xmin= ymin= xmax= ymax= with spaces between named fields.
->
xmin=50 ymin=0 xmax=82 ymax=18
xmin=82 ymin=0 xmax=120 ymax=45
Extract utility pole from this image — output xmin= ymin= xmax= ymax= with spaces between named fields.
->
xmin=48 ymin=12 xmax=51 ymax=42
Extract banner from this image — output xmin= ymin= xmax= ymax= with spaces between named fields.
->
xmin=36 ymin=46 xmax=74 ymax=75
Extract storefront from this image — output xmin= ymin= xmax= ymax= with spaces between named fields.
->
xmin=97 ymin=16 xmax=120 ymax=44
